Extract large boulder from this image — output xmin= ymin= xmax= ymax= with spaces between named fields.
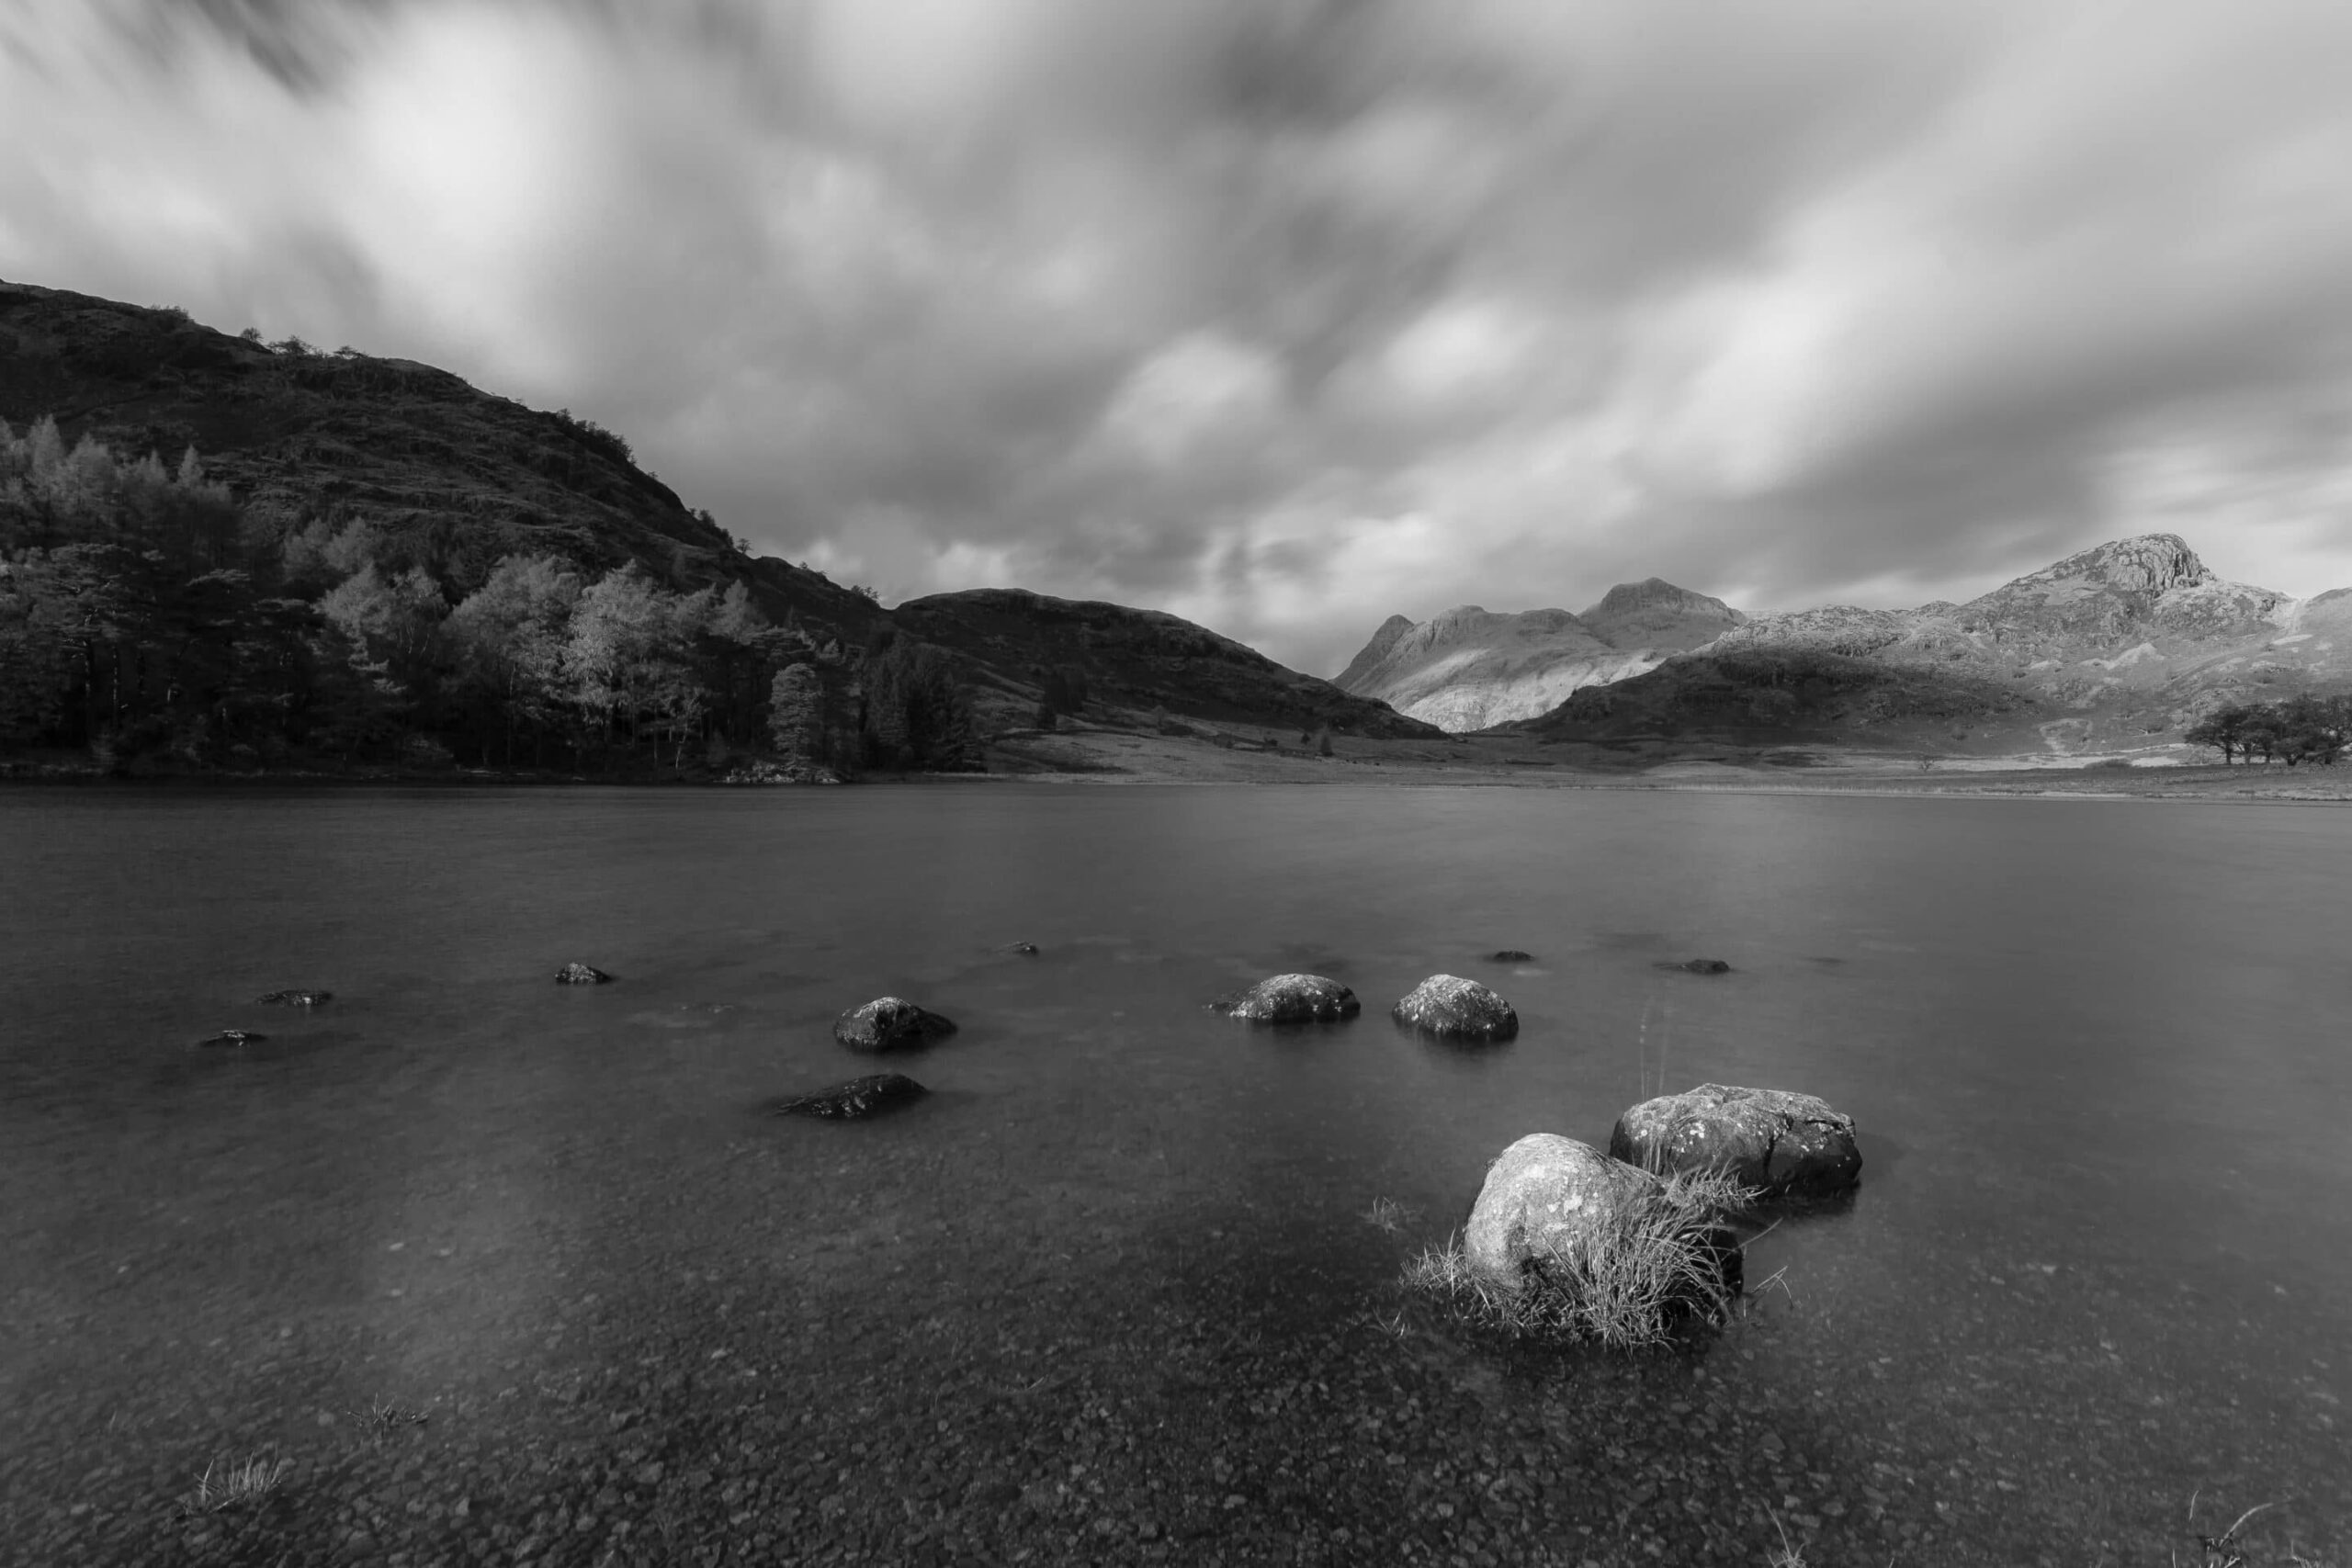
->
xmin=1607 ymin=1083 xmax=1860 ymax=1198
xmin=1211 ymin=973 xmax=1360 ymax=1024
xmin=775 ymin=1073 xmax=928 ymax=1120
xmin=1392 ymin=975 xmax=1518 ymax=1042
xmin=1464 ymin=1135 xmax=1664 ymax=1290
xmin=833 ymin=998 xmax=958 ymax=1052
xmin=554 ymin=963 xmax=611 ymax=985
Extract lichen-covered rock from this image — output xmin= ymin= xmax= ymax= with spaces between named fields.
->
xmin=554 ymin=963 xmax=611 ymax=985
xmin=833 ymin=997 xmax=958 ymax=1052
xmin=775 ymin=1073 xmax=928 ymax=1120
xmin=196 ymin=1029 xmax=265 ymax=1048
xmin=1464 ymin=1134 xmax=1663 ymax=1289
xmin=257 ymin=989 xmax=331 ymax=1006
xmin=1391 ymin=975 xmax=1518 ymax=1041
xmin=1488 ymin=949 xmax=1534 ymax=963
xmin=1211 ymin=973 xmax=1360 ymax=1024
xmin=1608 ymin=1083 xmax=1860 ymax=1198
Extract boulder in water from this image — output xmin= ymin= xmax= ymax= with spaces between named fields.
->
xmin=197 ymin=1029 xmax=266 ymax=1049
xmin=1657 ymin=958 xmax=1731 ymax=975
xmin=775 ymin=1073 xmax=929 ymax=1120
xmin=555 ymin=963 xmax=612 ymax=985
xmin=1210 ymin=973 xmax=1360 ymax=1024
xmin=1463 ymin=1134 xmax=1743 ymax=1308
xmin=1487 ymin=950 xmax=1534 ymax=964
xmin=257 ymin=989 xmax=331 ymax=1006
xmin=834 ymin=998 xmax=958 ymax=1052
xmin=1392 ymin=975 xmax=1518 ymax=1042
xmin=1608 ymin=1083 xmax=1860 ymax=1198
xmin=1005 ymin=942 xmax=1040 ymax=956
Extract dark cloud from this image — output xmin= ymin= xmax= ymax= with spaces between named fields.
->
xmin=5 ymin=0 xmax=2351 ymax=675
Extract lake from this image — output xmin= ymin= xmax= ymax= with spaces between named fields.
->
xmin=3 ymin=783 xmax=2348 ymax=1566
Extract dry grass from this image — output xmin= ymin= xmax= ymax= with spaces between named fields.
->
xmin=348 ymin=1399 xmax=429 ymax=1434
xmin=1399 ymin=1168 xmax=1753 ymax=1350
xmin=1360 ymin=1197 xmax=1420 ymax=1234
xmin=176 ymin=1454 xmax=288 ymax=1516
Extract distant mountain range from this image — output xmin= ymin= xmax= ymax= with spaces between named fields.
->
xmin=1342 ymin=536 xmax=2352 ymax=755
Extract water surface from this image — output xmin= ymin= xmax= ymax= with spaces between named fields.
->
xmin=3 ymin=784 xmax=2347 ymax=1564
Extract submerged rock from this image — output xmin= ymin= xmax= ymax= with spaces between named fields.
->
xmin=834 ymin=997 xmax=958 ymax=1052
xmin=1608 ymin=1083 xmax=1860 ymax=1198
xmin=1657 ymin=958 xmax=1732 ymax=975
xmin=554 ymin=963 xmax=612 ymax=985
xmin=257 ymin=989 xmax=331 ymax=1006
xmin=196 ymin=1029 xmax=266 ymax=1048
xmin=1487 ymin=950 xmax=1534 ymax=964
xmin=1392 ymin=975 xmax=1518 ymax=1042
xmin=775 ymin=1073 xmax=928 ymax=1120
xmin=1005 ymin=942 xmax=1040 ymax=956
xmin=1210 ymin=973 xmax=1360 ymax=1024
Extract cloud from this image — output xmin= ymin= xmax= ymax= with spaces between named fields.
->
xmin=5 ymin=0 xmax=2352 ymax=676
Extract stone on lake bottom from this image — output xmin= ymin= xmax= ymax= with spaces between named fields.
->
xmin=1608 ymin=1083 xmax=1860 ymax=1198
xmin=775 ymin=1073 xmax=928 ymax=1120
xmin=1210 ymin=973 xmax=1360 ymax=1024
xmin=1657 ymin=958 xmax=1732 ymax=975
xmin=554 ymin=963 xmax=611 ymax=985
xmin=257 ymin=989 xmax=332 ymax=1006
xmin=833 ymin=997 xmax=958 ymax=1052
xmin=1391 ymin=975 xmax=1518 ymax=1042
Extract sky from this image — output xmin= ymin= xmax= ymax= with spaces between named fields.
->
xmin=6 ymin=0 xmax=2352 ymax=675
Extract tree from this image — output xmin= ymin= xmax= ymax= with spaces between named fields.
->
xmin=447 ymin=555 xmax=581 ymax=764
xmin=767 ymin=662 xmax=827 ymax=772
xmin=2185 ymin=705 xmax=2249 ymax=765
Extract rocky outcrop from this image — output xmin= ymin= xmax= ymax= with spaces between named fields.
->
xmin=1391 ymin=975 xmax=1518 ymax=1042
xmin=1608 ymin=1084 xmax=1860 ymax=1198
xmin=1211 ymin=973 xmax=1360 ymax=1024
xmin=1464 ymin=1134 xmax=1667 ymax=1289
xmin=256 ymin=989 xmax=331 ymax=1006
xmin=833 ymin=998 xmax=958 ymax=1052
xmin=555 ymin=963 xmax=611 ymax=985
xmin=775 ymin=1073 xmax=928 ymax=1120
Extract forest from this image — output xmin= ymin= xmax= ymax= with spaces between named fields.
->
xmin=0 ymin=415 xmax=976 ymax=777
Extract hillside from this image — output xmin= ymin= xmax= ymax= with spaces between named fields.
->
xmin=1333 ymin=581 xmax=1742 ymax=731
xmin=892 ymin=588 xmax=1442 ymax=739
xmin=0 ymin=277 xmax=882 ymax=641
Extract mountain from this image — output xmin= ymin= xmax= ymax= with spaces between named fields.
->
xmin=893 ymin=588 xmax=1442 ymax=739
xmin=1333 ymin=581 xmax=1742 ymax=732
xmin=1527 ymin=535 xmax=2352 ymax=755
xmin=0 ymin=276 xmax=882 ymax=640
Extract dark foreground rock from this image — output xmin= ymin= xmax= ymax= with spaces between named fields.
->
xmin=1391 ymin=975 xmax=1518 ymax=1042
xmin=1210 ymin=973 xmax=1360 ymax=1024
xmin=834 ymin=998 xmax=959 ymax=1052
xmin=196 ymin=1029 xmax=265 ymax=1048
xmin=257 ymin=989 xmax=331 ymax=1006
xmin=1609 ymin=1083 xmax=1861 ymax=1198
xmin=1488 ymin=949 xmax=1534 ymax=963
xmin=775 ymin=1073 xmax=928 ymax=1120
xmin=555 ymin=963 xmax=612 ymax=985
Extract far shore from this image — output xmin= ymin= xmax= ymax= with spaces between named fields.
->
xmin=7 ymin=727 xmax=2349 ymax=802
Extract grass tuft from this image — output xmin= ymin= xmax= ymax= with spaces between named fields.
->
xmin=177 ymin=1454 xmax=288 ymax=1516
xmin=1400 ymin=1168 xmax=1753 ymax=1350
xmin=1361 ymin=1196 xmax=1420 ymax=1234
xmin=348 ymin=1399 xmax=430 ymax=1434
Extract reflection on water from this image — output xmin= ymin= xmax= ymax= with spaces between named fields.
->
xmin=3 ymin=784 xmax=2349 ymax=1562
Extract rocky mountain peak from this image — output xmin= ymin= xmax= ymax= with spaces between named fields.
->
xmin=1996 ymin=533 xmax=2212 ymax=600
xmin=1334 ymin=614 xmax=1417 ymax=690
xmin=1585 ymin=577 xmax=1736 ymax=619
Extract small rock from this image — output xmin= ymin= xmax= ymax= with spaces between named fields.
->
xmin=1210 ymin=973 xmax=1360 ymax=1024
xmin=832 ymin=998 xmax=957 ymax=1052
xmin=1006 ymin=942 xmax=1040 ymax=955
xmin=196 ymin=1029 xmax=265 ymax=1048
xmin=257 ymin=989 xmax=332 ymax=1006
xmin=1487 ymin=950 xmax=1534 ymax=964
xmin=1391 ymin=975 xmax=1518 ymax=1042
xmin=774 ymin=1073 xmax=929 ymax=1120
xmin=1657 ymin=958 xmax=1732 ymax=975
xmin=555 ymin=963 xmax=611 ymax=985
xmin=1608 ymin=1083 xmax=1861 ymax=1198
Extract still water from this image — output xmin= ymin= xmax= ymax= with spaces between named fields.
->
xmin=3 ymin=784 xmax=2348 ymax=1565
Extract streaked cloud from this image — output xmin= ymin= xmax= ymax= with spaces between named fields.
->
xmin=5 ymin=0 xmax=2350 ymax=674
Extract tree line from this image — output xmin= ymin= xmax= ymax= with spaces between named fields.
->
xmin=2185 ymin=694 xmax=2350 ymax=766
xmin=0 ymin=415 xmax=976 ymax=776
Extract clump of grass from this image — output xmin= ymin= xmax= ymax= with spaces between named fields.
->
xmin=2187 ymin=1492 xmax=2279 ymax=1568
xmin=177 ymin=1454 xmax=288 ymax=1516
xmin=1361 ymin=1196 xmax=1420 ymax=1234
xmin=1400 ymin=1169 xmax=1753 ymax=1350
xmin=348 ymin=1399 xmax=429 ymax=1434
xmin=1767 ymin=1510 xmax=1808 ymax=1567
